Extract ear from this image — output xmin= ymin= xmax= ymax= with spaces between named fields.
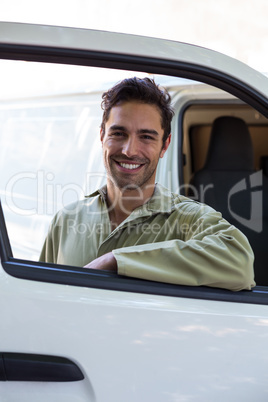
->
xmin=100 ymin=128 xmax=104 ymax=145
xmin=160 ymin=134 xmax=171 ymax=158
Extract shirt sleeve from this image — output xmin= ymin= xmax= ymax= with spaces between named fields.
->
xmin=39 ymin=212 xmax=62 ymax=263
xmin=113 ymin=208 xmax=256 ymax=291
xmin=39 ymin=223 xmax=55 ymax=263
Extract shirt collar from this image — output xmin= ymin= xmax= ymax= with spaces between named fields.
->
xmin=86 ymin=183 xmax=176 ymax=214
xmin=86 ymin=185 xmax=107 ymax=202
xmin=147 ymin=183 xmax=175 ymax=213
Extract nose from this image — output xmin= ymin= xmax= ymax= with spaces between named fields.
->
xmin=122 ymin=136 xmax=139 ymax=158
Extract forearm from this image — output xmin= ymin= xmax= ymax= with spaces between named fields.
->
xmin=113 ymin=226 xmax=255 ymax=291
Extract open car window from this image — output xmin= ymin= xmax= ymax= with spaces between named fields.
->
xmin=0 ymin=56 xmax=268 ymax=304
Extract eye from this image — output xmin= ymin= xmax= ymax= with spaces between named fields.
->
xmin=110 ymin=131 xmax=125 ymax=137
xmin=141 ymin=135 xmax=154 ymax=140
xmin=113 ymin=131 xmax=125 ymax=137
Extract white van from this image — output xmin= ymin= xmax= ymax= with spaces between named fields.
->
xmin=0 ymin=22 xmax=268 ymax=402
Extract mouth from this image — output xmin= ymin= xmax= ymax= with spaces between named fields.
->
xmin=114 ymin=160 xmax=145 ymax=172
xmin=119 ymin=162 xmax=141 ymax=170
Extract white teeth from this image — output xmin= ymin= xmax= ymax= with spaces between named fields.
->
xmin=119 ymin=163 xmax=141 ymax=170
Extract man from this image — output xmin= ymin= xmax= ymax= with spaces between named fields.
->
xmin=40 ymin=77 xmax=255 ymax=291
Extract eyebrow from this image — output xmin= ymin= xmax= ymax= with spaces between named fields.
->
xmin=109 ymin=125 xmax=126 ymax=132
xmin=138 ymin=129 xmax=159 ymax=136
xmin=109 ymin=125 xmax=159 ymax=136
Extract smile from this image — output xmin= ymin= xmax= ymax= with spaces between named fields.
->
xmin=119 ymin=163 xmax=141 ymax=170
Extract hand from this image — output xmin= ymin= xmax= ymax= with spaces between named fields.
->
xmin=83 ymin=252 xmax=118 ymax=273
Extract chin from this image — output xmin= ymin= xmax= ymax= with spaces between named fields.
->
xmin=116 ymin=182 xmax=140 ymax=191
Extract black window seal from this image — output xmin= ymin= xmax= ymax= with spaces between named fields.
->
xmin=0 ymin=201 xmax=12 ymax=261
xmin=1 ymin=257 xmax=268 ymax=305
xmin=0 ymin=44 xmax=267 ymax=117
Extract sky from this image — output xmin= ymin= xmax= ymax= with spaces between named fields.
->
xmin=1 ymin=0 xmax=268 ymax=72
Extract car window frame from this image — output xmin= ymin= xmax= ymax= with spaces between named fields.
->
xmin=0 ymin=38 xmax=268 ymax=306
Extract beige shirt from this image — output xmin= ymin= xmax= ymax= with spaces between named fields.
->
xmin=40 ymin=184 xmax=255 ymax=291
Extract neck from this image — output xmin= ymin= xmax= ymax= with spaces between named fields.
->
xmin=106 ymin=180 xmax=155 ymax=227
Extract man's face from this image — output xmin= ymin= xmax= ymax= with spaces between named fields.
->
xmin=101 ymin=101 xmax=170 ymax=192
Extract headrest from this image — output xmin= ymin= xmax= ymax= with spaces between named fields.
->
xmin=204 ymin=116 xmax=254 ymax=171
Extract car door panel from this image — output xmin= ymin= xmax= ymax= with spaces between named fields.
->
xmin=0 ymin=22 xmax=268 ymax=401
xmin=1 ymin=264 xmax=268 ymax=401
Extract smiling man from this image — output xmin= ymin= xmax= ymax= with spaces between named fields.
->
xmin=40 ymin=77 xmax=255 ymax=291
xmin=101 ymin=101 xmax=170 ymax=224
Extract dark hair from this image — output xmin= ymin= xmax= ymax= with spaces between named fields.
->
xmin=101 ymin=77 xmax=174 ymax=144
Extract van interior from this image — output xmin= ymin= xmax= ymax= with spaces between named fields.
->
xmin=182 ymin=103 xmax=268 ymax=285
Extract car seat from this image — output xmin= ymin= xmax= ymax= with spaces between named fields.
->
xmin=190 ymin=116 xmax=268 ymax=286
